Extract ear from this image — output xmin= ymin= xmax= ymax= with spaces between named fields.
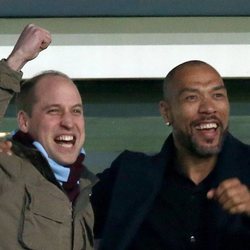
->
xmin=159 ymin=100 xmax=172 ymax=124
xmin=17 ymin=111 xmax=30 ymax=133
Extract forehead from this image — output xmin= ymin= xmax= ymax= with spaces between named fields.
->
xmin=170 ymin=64 xmax=224 ymax=91
xmin=34 ymin=75 xmax=82 ymax=105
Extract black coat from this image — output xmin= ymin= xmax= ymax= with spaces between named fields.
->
xmin=91 ymin=133 xmax=250 ymax=250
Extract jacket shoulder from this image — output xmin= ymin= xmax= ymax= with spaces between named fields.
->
xmin=92 ymin=150 xmax=155 ymax=239
xmin=226 ymin=133 xmax=250 ymax=155
xmin=0 ymin=151 xmax=42 ymax=183
xmin=114 ymin=149 xmax=152 ymax=164
xmin=0 ymin=152 xmax=23 ymax=178
xmin=95 ymin=149 xmax=155 ymax=193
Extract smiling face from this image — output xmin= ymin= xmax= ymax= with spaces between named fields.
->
xmin=18 ymin=74 xmax=85 ymax=165
xmin=160 ymin=62 xmax=230 ymax=157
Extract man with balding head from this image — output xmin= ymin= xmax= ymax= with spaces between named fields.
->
xmin=0 ymin=24 xmax=97 ymax=249
xmin=92 ymin=60 xmax=250 ymax=250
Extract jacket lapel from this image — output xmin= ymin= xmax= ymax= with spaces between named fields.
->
xmin=101 ymin=136 xmax=175 ymax=250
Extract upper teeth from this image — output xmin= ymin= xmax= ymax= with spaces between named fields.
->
xmin=57 ymin=135 xmax=74 ymax=141
xmin=197 ymin=123 xmax=217 ymax=130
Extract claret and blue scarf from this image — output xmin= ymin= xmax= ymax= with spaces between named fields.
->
xmin=12 ymin=130 xmax=85 ymax=203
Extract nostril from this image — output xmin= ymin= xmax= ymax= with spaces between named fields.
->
xmin=60 ymin=119 xmax=74 ymax=128
xmin=199 ymin=101 xmax=216 ymax=114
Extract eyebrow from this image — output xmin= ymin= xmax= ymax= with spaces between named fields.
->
xmin=72 ymin=104 xmax=84 ymax=109
xmin=178 ymin=85 xmax=226 ymax=96
xmin=213 ymin=85 xmax=227 ymax=91
xmin=42 ymin=103 xmax=83 ymax=110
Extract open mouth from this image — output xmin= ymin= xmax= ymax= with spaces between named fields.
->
xmin=194 ymin=122 xmax=220 ymax=143
xmin=195 ymin=123 xmax=218 ymax=130
xmin=54 ymin=135 xmax=76 ymax=148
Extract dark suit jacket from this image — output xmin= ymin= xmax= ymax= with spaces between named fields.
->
xmin=91 ymin=133 xmax=250 ymax=250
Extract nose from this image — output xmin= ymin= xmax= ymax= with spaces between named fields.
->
xmin=60 ymin=112 xmax=74 ymax=129
xmin=198 ymin=97 xmax=216 ymax=114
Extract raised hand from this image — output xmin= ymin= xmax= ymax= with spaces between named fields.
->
xmin=6 ymin=24 xmax=51 ymax=71
xmin=207 ymin=178 xmax=250 ymax=216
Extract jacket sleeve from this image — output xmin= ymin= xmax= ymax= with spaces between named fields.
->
xmin=91 ymin=152 xmax=125 ymax=239
xmin=0 ymin=59 xmax=22 ymax=119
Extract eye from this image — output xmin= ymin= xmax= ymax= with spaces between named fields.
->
xmin=47 ymin=108 xmax=60 ymax=114
xmin=72 ymin=108 xmax=83 ymax=115
xmin=213 ymin=92 xmax=226 ymax=99
xmin=185 ymin=95 xmax=198 ymax=102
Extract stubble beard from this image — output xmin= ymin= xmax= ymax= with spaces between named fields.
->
xmin=173 ymin=126 xmax=228 ymax=158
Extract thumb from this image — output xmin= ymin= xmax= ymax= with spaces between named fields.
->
xmin=0 ymin=140 xmax=13 ymax=155
xmin=207 ymin=189 xmax=216 ymax=199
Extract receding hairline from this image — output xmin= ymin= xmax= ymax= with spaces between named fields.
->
xmin=32 ymin=70 xmax=74 ymax=86
xmin=16 ymin=70 xmax=76 ymax=116
xmin=34 ymin=73 xmax=75 ymax=90
xmin=163 ymin=60 xmax=222 ymax=100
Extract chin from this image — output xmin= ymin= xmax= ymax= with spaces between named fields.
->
xmin=194 ymin=144 xmax=221 ymax=157
xmin=56 ymin=157 xmax=76 ymax=166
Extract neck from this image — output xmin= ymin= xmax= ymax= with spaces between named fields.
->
xmin=175 ymin=149 xmax=217 ymax=185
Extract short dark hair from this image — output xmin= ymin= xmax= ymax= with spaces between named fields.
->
xmin=16 ymin=70 xmax=71 ymax=116
xmin=163 ymin=60 xmax=219 ymax=100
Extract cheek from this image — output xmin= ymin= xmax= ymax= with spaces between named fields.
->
xmin=223 ymin=103 xmax=230 ymax=114
xmin=218 ymin=103 xmax=230 ymax=117
xmin=171 ymin=107 xmax=197 ymax=133
xmin=31 ymin=121 xmax=55 ymax=140
xmin=173 ymin=106 xmax=196 ymax=122
xmin=77 ymin=118 xmax=85 ymax=130
xmin=80 ymin=124 xmax=85 ymax=140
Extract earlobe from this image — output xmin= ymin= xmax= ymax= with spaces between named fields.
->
xmin=17 ymin=111 xmax=29 ymax=133
xmin=159 ymin=100 xmax=171 ymax=125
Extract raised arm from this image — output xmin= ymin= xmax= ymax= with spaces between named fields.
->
xmin=0 ymin=24 xmax=51 ymax=118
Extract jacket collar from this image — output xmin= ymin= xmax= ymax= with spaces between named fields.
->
xmin=159 ymin=132 xmax=250 ymax=185
xmin=12 ymin=138 xmax=98 ymax=208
